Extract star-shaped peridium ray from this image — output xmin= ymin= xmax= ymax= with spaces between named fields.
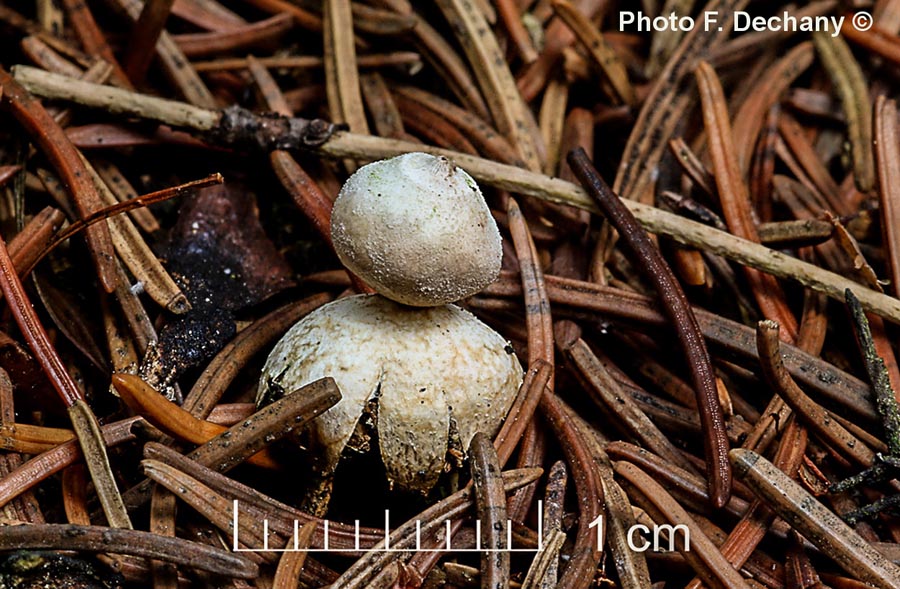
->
xmin=830 ymin=290 xmax=900 ymax=523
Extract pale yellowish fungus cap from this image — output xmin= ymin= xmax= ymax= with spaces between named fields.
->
xmin=331 ymin=152 xmax=502 ymax=307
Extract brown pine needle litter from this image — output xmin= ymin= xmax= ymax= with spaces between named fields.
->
xmin=0 ymin=3 xmax=898 ymax=589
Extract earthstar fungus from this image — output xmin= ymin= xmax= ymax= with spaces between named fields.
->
xmin=259 ymin=152 xmax=522 ymax=498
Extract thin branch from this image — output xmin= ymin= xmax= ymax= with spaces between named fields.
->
xmin=13 ymin=68 xmax=900 ymax=326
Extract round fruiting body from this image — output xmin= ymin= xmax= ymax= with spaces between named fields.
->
xmin=257 ymin=294 xmax=522 ymax=493
xmin=330 ymin=152 xmax=502 ymax=306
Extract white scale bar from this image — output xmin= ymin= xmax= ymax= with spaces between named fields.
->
xmin=230 ymin=500 xmax=547 ymax=554
xmin=232 ymin=500 xmax=239 ymax=551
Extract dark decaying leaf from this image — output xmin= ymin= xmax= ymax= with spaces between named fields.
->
xmin=32 ymin=273 xmax=108 ymax=373
xmin=140 ymin=184 xmax=294 ymax=398
xmin=0 ymin=331 xmax=56 ymax=414
xmin=167 ymin=184 xmax=295 ymax=305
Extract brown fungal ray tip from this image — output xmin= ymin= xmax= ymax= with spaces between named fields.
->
xmin=565 ymin=147 xmax=732 ymax=509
